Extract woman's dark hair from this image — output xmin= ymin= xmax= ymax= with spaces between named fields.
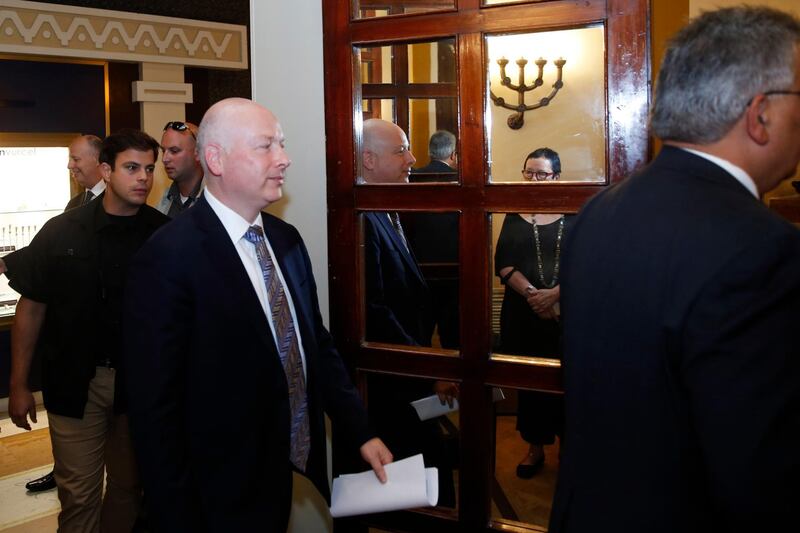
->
xmin=523 ymin=147 xmax=561 ymax=174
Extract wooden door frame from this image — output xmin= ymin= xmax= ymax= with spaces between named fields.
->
xmin=323 ymin=1 xmax=650 ymax=531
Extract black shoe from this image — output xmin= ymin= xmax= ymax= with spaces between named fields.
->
xmin=26 ymin=471 xmax=56 ymax=492
xmin=516 ymin=452 xmax=545 ymax=479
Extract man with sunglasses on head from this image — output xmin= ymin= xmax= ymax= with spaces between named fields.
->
xmin=157 ymin=121 xmax=205 ymax=218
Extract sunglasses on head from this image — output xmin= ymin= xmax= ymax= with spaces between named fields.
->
xmin=163 ymin=121 xmax=196 ymax=139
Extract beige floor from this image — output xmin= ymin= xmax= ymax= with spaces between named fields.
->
xmin=0 ymin=412 xmax=60 ymax=532
xmin=0 ymin=411 xmax=556 ymax=532
xmin=492 ymin=415 xmax=558 ymax=529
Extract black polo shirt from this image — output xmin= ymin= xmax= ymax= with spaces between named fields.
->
xmin=6 ymin=194 xmax=169 ymax=418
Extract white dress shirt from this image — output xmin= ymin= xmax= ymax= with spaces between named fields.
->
xmin=88 ymin=179 xmax=106 ymax=197
xmin=204 ymin=189 xmax=307 ymax=376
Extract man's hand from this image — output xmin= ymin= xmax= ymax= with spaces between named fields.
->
xmin=9 ymin=385 xmax=37 ymax=430
xmin=360 ymin=437 xmax=393 ymax=483
xmin=433 ymin=380 xmax=459 ymax=408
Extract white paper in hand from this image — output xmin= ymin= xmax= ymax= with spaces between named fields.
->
xmin=410 ymin=387 xmax=505 ymax=421
xmin=330 ymin=454 xmax=438 ymax=517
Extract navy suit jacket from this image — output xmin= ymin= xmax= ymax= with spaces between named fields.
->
xmin=124 ymin=197 xmax=373 ymax=532
xmin=363 ymin=211 xmax=433 ymax=346
xmin=550 ymin=146 xmax=800 ymax=533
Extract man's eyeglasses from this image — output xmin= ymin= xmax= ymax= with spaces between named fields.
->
xmin=522 ymin=169 xmax=556 ymax=181
xmin=763 ymin=90 xmax=800 ymax=98
xmin=747 ymin=90 xmax=800 ymax=106
xmin=163 ymin=121 xmax=196 ymax=140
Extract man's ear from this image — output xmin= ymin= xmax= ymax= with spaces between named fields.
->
xmin=204 ymin=144 xmax=224 ymax=176
xmin=745 ymin=94 xmax=769 ymax=145
xmin=100 ymin=162 xmax=112 ymax=183
xmin=363 ymin=150 xmax=376 ymax=170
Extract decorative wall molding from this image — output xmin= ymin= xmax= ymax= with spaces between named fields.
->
xmin=132 ymin=80 xmax=193 ymax=103
xmin=0 ymin=0 xmax=248 ymax=69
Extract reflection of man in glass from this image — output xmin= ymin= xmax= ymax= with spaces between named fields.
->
xmin=495 ymin=148 xmax=574 ymax=478
xmin=410 ymin=129 xmax=457 ymax=182
xmin=405 ymin=129 xmax=460 ymax=349
xmin=361 ymin=118 xmax=457 ymax=507
xmin=362 ymin=118 xmax=416 ymax=184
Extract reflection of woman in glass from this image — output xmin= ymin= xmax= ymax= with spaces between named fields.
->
xmin=494 ymin=147 xmax=574 ymax=478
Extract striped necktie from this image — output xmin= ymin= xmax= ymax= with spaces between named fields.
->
xmin=243 ymin=225 xmax=310 ymax=471
xmin=82 ymin=190 xmax=95 ymax=205
xmin=389 ymin=212 xmax=409 ymax=252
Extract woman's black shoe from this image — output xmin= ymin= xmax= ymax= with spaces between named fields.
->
xmin=516 ymin=452 xmax=545 ymax=479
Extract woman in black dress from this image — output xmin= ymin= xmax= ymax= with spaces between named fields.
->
xmin=494 ymin=147 xmax=573 ymax=478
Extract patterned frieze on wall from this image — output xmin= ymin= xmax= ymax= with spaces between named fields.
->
xmin=0 ymin=0 xmax=247 ymax=69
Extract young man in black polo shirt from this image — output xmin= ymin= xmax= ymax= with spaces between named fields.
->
xmin=4 ymin=129 xmax=169 ymax=533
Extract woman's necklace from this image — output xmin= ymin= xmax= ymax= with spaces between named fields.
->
xmin=532 ymin=216 xmax=564 ymax=289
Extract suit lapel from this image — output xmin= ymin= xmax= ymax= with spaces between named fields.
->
xmin=372 ymin=212 xmax=427 ymax=285
xmin=194 ymin=198 xmax=277 ymax=355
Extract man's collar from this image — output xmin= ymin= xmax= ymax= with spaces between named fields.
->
xmin=88 ymin=179 xmax=106 ymax=196
xmin=167 ymin=174 xmax=204 ymax=201
xmin=204 ymin=188 xmax=262 ymax=245
xmin=680 ymin=147 xmax=759 ymax=198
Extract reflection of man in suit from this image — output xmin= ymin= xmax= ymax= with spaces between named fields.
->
xmin=550 ymin=7 xmax=800 ymax=533
xmin=410 ymin=129 xmax=457 ymax=182
xmin=65 ymin=135 xmax=105 ymax=210
xmin=123 ymin=99 xmax=392 ymax=533
xmin=407 ymin=129 xmax=460 ymax=348
xmin=361 ymin=118 xmax=457 ymax=507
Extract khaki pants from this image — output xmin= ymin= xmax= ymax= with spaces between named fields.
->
xmin=48 ymin=367 xmax=141 ymax=533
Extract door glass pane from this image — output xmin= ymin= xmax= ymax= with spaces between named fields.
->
xmin=490 ymin=212 xmax=574 ymax=361
xmin=355 ymin=0 xmax=456 ymax=20
xmin=407 ymin=39 xmax=456 ymax=84
xmin=362 ymin=211 xmax=459 ymax=350
xmin=366 ymin=373 xmax=460 ymax=512
xmin=362 ymin=98 xmax=395 ymax=122
xmin=408 ymin=98 xmax=458 ymax=182
xmin=355 ymin=38 xmax=457 ymax=184
xmin=359 ymin=45 xmax=393 ymax=84
xmin=491 ymin=386 xmax=562 ymax=529
xmin=486 ymin=25 xmax=606 ymax=183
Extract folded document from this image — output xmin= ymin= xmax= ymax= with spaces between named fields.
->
xmin=330 ymin=454 xmax=438 ymax=517
xmin=410 ymin=387 xmax=506 ymax=421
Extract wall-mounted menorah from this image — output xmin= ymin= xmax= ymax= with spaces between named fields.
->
xmin=489 ymin=56 xmax=566 ymax=130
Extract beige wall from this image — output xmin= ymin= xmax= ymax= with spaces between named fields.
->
xmin=488 ymin=26 xmax=606 ymax=182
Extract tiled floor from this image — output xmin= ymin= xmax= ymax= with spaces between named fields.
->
xmin=0 ymin=410 xmax=60 ymax=532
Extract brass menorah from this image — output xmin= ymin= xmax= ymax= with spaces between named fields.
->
xmin=489 ymin=56 xmax=566 ymax=130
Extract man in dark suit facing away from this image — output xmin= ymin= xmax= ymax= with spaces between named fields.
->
xmin=410 ymin=129 xmax=457 ymax=182
xmin=550 ymin=7 xmax=800 ymax=533
xmin=360 ymin=118 xmax=458 ymax=507
xmin=407 ymin=129 xmax=460 ymax=349
xmin=123 ymin=98 xmax=392 ymax=533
